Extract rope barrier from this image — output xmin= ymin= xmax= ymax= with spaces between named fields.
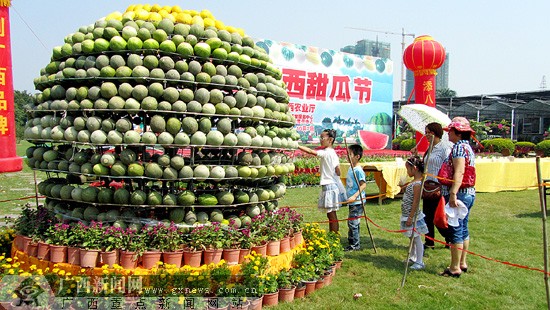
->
xmin=425 ymin=172 xmax=547 ymax=190
xmin=305 ymin=213 xmax=550 ymax=276
xmin=0 ymin=195 xmax=44 ymax=203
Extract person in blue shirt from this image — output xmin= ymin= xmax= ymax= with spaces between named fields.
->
xmin=343 ymin=144 xmax=367 ymax=251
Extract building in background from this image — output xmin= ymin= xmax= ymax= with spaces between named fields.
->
xmin=405 ymin=53 xmax=450 ymax=101
xmin=341 ymin=38 xmax=391 ymax=58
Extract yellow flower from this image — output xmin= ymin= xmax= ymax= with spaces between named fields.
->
xmin=30 ymin=264 xmax=37 ymax=270
xmin=6 ymin=258 xmax=12 ymax=262
xmin=80 ymin=268 xmax=86 ymax=273
xmin=8 ymin=269 xmax=14 ymax=274
xmin=253 ymin=266 xmax=258 ymax=271
xmin=66 ymin=289 xmax=71 ymax=294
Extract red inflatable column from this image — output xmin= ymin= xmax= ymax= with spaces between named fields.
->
xmin=403 ymin=35 xmax=446 ymax=152
xmin=0 ymin=3 xmax=22 ymax=173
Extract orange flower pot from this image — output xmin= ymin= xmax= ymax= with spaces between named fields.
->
xmin=262 ymin=291 xmax=279 ymax=307
xmin=203 ymin=248 xmax=223 ymax=265
xmin=279 ymin=237 xmax=291 ymax=254
xmin=162 ymin=251 xmax=183 ymax=268
xmin=278 ymin=286 xmax=296 ymax=303
xmin=266 ymin=240 xmax=280 ymax=256
xmin=222 ymin=248 xmax=240 ymax=265
xmin=49 ymin=245 xmax=67 ymax=263
xmin=183 ymin=249 xmax=202 ymax=267
xmin=67 ymin=246 xmax=80 ymax=265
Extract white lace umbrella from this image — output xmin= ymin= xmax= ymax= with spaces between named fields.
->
xmin=398 ymin=104 xmax=452 ymax=134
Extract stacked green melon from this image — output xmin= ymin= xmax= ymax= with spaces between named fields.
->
xmin=24 ymin=5 xmax=298 ymax=230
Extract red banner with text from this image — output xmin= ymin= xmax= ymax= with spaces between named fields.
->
xmin=0 ymin=6 xmax=22 ymax=173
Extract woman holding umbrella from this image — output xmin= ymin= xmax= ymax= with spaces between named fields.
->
xmin=439 ymin=117 xmax=476 ymax=278
xmin=412 ymin=122 xmax=452 ymax=249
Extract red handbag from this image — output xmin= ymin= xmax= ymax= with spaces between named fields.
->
xmin=433 ymin=196 xmax=448 ymax=229
xmin=438 ymin=155 xmax=476 ymax=189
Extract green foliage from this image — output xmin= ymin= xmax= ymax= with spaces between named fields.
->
xmin=14 ymin=90 xmax=32 ymax=142
xmin=514 ymin=141 xmax=535 ymax=157
xmin=535 ymin=140 xmax=550 ymax=156
xmin=399 ymin=138 xmax=416 ymax=151
xmin=481 ymin=138 xmax=515 ymax=153
xmin=436 ymin=87 xmax=457 ymax=98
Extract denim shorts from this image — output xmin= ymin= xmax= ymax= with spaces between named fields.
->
xmin=445 ymin=192 xmax=475 ymax=244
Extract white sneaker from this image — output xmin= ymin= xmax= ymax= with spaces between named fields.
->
xmin=402 ymin=258 xmax=416 ymax=264
xmin=410 ymin=262 xmax=425 ymax=270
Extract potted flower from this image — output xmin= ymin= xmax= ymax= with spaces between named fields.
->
xmin=248 ymin=229 xmax=268 ymax=257
xmin=65 ymin=222 xmax=86 ymax=265
xmin=99 ymin=226 xmax=124 ymax=267
xmin=238 ymin=228 xmax=252 ymax=263
xmin=327 ymin=231 xmax=344 ymax=269
xmin=261 ymin=273 xmax=279 ymax=306
xmin=79 ymin=221 xmax=104 ymax=268
xmin=14 ymin=204 xmax=36 ymax=252
xmin=277 ymin=269 xmax=296 ymax=303
xmin=189 ymin=222 xmax=225 ymax=265
xmin=221 ymin=225 xmax=242 ymax=265
xmin=289 ymin=267 xmax=308 ymax=298
xmin=139 ymin=224 xmax=169 ymax=269
xmin=119 ymin=228 xmax=145 ymax=269
xmin=265 ymin=223 xmax=286 ymax=256
xmin=157 ymin=222 xmax=184 ymax=267
xmin=44 ymin=223 xmax=70 ymax=263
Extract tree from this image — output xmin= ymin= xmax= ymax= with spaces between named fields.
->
xmin=436 ymin=88 xmax=457 ymax=98
xmin=14 ymin=90 xmax=33 ymax=142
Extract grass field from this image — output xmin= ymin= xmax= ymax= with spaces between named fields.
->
xmin=1 ymin=141 xmax=548 ymax=309
xmin=277 ymin=187 xmax=547 ymax=309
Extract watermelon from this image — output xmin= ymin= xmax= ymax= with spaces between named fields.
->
xmin=357 ymin=130 xmax=389 ymax=150
xmin=366 ymin=112 xmax=392 ymax=138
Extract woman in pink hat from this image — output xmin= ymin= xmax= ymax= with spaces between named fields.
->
xmin=439 ymin=117 xmax=476 ymax=278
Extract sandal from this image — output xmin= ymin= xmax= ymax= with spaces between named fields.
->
xmin=460 ymin=266 xmax=468 ymax=273
xmin=439 ymin=268 xmax=461 ymax=278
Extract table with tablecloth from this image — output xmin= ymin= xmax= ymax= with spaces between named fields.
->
xmin=341 ymin=158 xmax=550 ymax=200
xmin=340 ymin=161 xmax=412 ymax=204
xmin=474 ymin=157 xmax=550 ymax=192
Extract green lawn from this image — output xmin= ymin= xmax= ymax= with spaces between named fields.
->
xmin=278 ymin=187 xmax=546 ymax=309
xmin=1 ymin=142 xmax=547 ymax=309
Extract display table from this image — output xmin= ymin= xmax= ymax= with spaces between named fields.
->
xmin=341 ymin=157 xmax=550 ymax=199
xmin=340 ymin=161 xmax=412 ymax=205
xmin=474 ymin=157 xmax=550 ymax=192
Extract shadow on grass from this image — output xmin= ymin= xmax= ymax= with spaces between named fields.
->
xmin=516 ymin=211 xmax=545 ymax=219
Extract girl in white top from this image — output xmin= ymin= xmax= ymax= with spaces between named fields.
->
xmin=298 ymin=129 xmax=342 ymax=233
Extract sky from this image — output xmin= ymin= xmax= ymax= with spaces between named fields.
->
xmin=8 ymin=0 xmax=550 ymax=101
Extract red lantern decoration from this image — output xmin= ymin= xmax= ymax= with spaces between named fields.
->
xmin=403 ymin=35 xmax=446 ymax=107
xmin=403 ymin=35 xmax=446 ymax=152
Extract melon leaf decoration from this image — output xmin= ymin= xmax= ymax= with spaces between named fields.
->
xmin=357 ymin=130 xmax=389 ymax=150
xmin=23 ymin=4 xmax=300 ymax=265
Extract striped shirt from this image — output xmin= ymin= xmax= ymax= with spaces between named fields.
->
xmin=401 ymin=180 xmax=423 ymax=220
xmin=441 ymin=140 xmax=476 ymax=195
xmin=424 ymin=140 xmax=452 ymax=182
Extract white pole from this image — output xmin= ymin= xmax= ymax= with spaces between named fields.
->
xmin=511 ymin=109 xmax=515 ymax=140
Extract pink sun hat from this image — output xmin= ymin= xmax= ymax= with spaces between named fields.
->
xmin=444 ymin=116 xmax=475 ymax=134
